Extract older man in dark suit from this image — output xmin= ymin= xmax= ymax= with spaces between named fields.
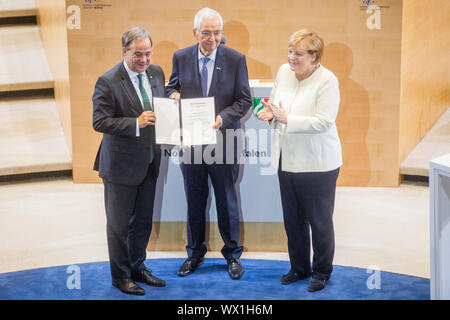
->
xmin=93 ymin=27 xmax=166 ymax=295
xmin=166 ymin=8 xmax=252 ymax=280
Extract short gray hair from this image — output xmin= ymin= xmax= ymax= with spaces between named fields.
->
xmin=193 ymin=8 xmax=223 ymax=31
xmin=122 ymin=27 xmax=152 ymax=50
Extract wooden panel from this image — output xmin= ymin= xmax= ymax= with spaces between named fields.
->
xmin=35 ymin=0 xmax=73 ymax=155
xmin=148 ymin=222 xmax=287 ymax=252
xmin=65 ymin=0 xmax=403 ymax=186
xmin=399 ymin=0 xmax=450 ymax=165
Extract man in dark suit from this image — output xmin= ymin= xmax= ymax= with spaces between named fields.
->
xmin=166 ymin=8 xmax=252 ymax=280
xmin=93 ymin=27 xmax=166 ymax=295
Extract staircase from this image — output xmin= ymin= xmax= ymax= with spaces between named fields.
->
xmin=0 ymin=0 xmax=71 ymax=180
xmin=0 ymin=0 xmax=37 ymax=19
xmin=400 ymin=107 xmax=450 ymax=180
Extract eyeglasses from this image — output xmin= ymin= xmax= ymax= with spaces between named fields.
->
xmin=199 ymin=30 xmax=222 ymax=38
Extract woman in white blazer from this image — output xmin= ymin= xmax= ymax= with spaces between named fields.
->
xmin=258 ymin=29 xmax=342 ymax=292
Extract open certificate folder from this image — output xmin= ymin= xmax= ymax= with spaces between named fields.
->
xmin=153 ymin=97 xmax=217 ymax=146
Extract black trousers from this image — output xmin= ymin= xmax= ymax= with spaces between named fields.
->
xmin=103 ymin=162 xmax=157 ymax=281
xmin=278 ymin=166 xmax=340 ymax=281
xmin=180 ymin=144 xmax=244 ymax=261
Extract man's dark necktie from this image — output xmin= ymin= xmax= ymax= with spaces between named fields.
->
xmin=137 ymin=73 xmax=154 ymax=163
xmin=200 ymin=57 xmax=210 ymax=97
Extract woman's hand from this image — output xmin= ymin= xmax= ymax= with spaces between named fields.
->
xmin=258 ymin=100 xmax=274 ymax=121
xmin=271 ymin=100 xmax=287 ymax=124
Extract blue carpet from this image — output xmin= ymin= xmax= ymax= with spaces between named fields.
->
xmin=0 ymin=258 xmax=429 ymax=300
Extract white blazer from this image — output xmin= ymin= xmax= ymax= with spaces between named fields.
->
xmin=269 ymin=63 xmax=342 ymax=172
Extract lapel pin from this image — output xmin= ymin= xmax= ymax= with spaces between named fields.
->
xmin=216 ymin=66 xmax=222 ymax=71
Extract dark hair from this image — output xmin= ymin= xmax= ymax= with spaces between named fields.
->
xmin=122 ymin=27 xmax=152 ymax=50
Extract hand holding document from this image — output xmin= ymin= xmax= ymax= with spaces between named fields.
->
xmin=138 ymin=110 xmax=156 ymax=128
xmin=154 ymin=96 xmax=217 ymax=146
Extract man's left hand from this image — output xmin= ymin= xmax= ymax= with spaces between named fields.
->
xmin=213 ymin=115 xmax=222 ymax=129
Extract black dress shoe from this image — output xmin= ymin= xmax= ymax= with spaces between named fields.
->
xmin=280 ymin=269 xmax=311 ymax=285
xmin=133 ymin=269 xmax=166 ymax=287
xmin=177 ymin=257 xmax=204 ymax=277
xmin=308 ymin=278 xmax=328 ymax=292
xmin=112 ymin=278 xmax=145 ymax=295
xmin=227 ymin=259 xmax=244 ymax=280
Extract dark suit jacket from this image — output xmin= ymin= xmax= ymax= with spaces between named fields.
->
xmin=165 ymin=44 xmax=251 ymax=130
xmin=92 ymin=62 xmax=165 ymax=186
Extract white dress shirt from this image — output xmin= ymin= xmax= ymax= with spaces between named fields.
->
xmin=198 ymin=47 xmax=217 ymax=96
xmin=123 ymin=60 xmax=153 ymax=136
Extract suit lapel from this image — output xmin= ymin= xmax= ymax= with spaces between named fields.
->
xmin=146 ymin=66 xmax=160 ymax=98
xmin=119 ymin=63 xmax=143 ymax=115
xmin=144 ymin=67 xmax=157 ymax=138
xmin=209 ymin=44 xmax=223 ymax=97
xmin=192 ymin=44 xmax=203 ymax=95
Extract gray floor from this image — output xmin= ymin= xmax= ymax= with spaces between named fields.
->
xmin=0 ymin=177 xmax=430 ymax=278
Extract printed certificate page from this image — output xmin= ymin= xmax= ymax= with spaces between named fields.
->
xmin=153 ymin=97 xmax=181 ymax=145
xmin=181 ymin=97 xmax=217 ymax=146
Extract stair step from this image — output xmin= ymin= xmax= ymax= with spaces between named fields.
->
xmin=0 ymin=0 xmax=37 ymax=18
xmin=0 ymin=95 xmax=72 ymax=176
xmin=400 ymin=107 xmax=450 ymax=176
xmin=0 ymin=24 xmax=53 ymax=92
